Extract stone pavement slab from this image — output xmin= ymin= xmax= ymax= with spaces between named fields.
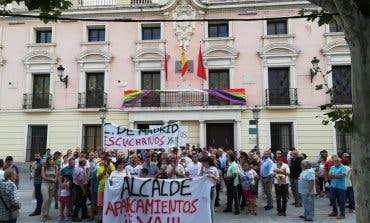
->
xmin=17 ymin=173 xmax=356 ymax=223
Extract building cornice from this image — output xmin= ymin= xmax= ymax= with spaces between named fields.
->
xmin=0 ymin=0 xmax=318 ymax=22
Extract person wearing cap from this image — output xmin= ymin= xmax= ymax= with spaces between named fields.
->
xmin=142 ymin=154 xmax=159 ymax=177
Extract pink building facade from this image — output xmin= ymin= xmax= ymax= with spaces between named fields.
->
xmin=0 ymin=0 xmax=351 ymax=161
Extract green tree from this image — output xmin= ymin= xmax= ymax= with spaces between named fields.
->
xmin=0 ymin=0 xmax=72 ymax=21
xmin=305 ymin=0 xmax=370 ymax=222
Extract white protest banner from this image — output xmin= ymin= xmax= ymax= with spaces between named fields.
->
xmin=178 ymin=126 xmax=188 ymax=147
xmin=103 ymin=177 xmax=213 ymax=223
xmin=104 ymin=122 xmax=187 ymax=150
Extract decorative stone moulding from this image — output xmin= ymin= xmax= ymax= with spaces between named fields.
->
xmin=172 ymin=0 xmax=195 ymax=48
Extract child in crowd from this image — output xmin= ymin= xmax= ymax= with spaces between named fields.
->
xmin=275 ymin=162 xmax=287 ymax=185
xmin=58 ymin=174 xmax=71 ymax=221
xmin=139 ymin=168 xmax=149 ymax=178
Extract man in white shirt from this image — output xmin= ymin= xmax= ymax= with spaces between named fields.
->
xmin=124 ymin=154 xmax=143 ymax=176
xmin=185 ymin=153 xmax=202 ymax=178
xmin=271 ymin=156 xmax=290 ymax=216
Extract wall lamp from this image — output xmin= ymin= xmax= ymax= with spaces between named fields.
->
xmin=57 ymin=65 xmax=68 ymax=88
xmin=310 ymin=57 xmax=320 ymax=83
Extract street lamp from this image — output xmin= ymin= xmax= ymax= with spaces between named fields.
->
xmin=310 ymin=57 xmax=320 ymax=83
xmin=252 ymin=105 xmax=261 ymax=155
xmin=57 ymin=65 xmax=68 ymax=88
xmin=99 ymin=107 xmax=107 ymax=150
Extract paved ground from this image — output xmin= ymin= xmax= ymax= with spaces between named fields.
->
xmin=17 ymin=173 xmax=356 ymax=223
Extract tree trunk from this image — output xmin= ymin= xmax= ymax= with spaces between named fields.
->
xmin=348 ymin=22 xmax=370 ymax=222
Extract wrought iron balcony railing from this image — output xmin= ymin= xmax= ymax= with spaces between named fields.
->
xmin=77 ymin=0 xmax=158 ymax=7
xmin=265 ymin=88 xmax=298 ymax=106
xmin=78 ymin=0 xmax=116 ymax=7
xmin=23 ymin=93 xmax=52 ymax=109
xmin=78 ymin=92 xmax=107 ymax=108
xmin=127 ymin=90 xmax=238 ymax=108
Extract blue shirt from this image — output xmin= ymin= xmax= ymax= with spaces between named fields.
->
xmin=60 ymin=166 xmax=74 ymax=178
xmin=92 ymin=168 xmax=99 ymax=193
xmin=329 ymin=164 xmax=347 ymax=190
xmin=218 ymin=155 xmax=227 ymax=169
xmin=298 ymin=168 xmax=316 ymax=194
xmin=260 ymin=158 xmax=273 ymax=177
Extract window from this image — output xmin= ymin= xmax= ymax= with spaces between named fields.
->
xmin=88 ymin=28 xmax=105 ymax=42
xmin=85 ymin=73 xmax=105 ymax=108
xmin=208 ymin=22 xmax=229 ymax=38
xmin=208 ymin=70 xmax=230 ymax=105
xmin=142 ymin=25 xmax=160 ymax=40
xmin=141 ymin=71 xmax=160 ymax=107
xmin=267 ymin=68 xmax=296 ymax=105
xmin=267 ymin=20 xmax=287 ymax=35
xmin=26 ymin=125 xmax=48 ymax=161
xmin=32 ymin=74 xmax=50 ymax=108
xmin=270 ymin=122 xmax=294 ymax=153
xmin=332 ymin=65 xmax=352 ymax=104
xmin=336 ymin=129 xmax=352 ymax=155
xmin=36 ymin=30 xmax=52 ymax=43
xmin=83 ymin=125 xmax=101 ymax=152
xmin=329 ymin=21 xmax=343 ymax=33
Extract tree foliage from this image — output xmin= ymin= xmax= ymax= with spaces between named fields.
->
xmin=314 ymin=69 xmax=353 ymax=133
xmin=0 ymin=0 xmax=72 ymax=22
xmin=300 ymin=2 xmax=354 ymax=134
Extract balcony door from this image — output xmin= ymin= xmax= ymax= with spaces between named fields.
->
xmin=208 ymin=70 xmax=230 ymax=105
xmin=86 ymin=73 xmax=104 ymax=108
xmin=32 ymin=74 xmax=50 ymax=108
xmin=206 ymin=123 xmax=234 ymax=150
xmin=268 ymin=68 xmax=290 ymax=105
xmin=332 ymin=65 xmax=352 ymax=104
xmin=141 ymin=71 xmax=160 ymax=107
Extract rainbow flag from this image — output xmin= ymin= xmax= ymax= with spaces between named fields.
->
xmin=205 ymin=88 xmax=246 ymax=104
xmin=122 ymin=90 xmax=153 ymax=108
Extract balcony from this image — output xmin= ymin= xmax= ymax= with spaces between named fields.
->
xmin=78 ymin=92 xmax=107 ymax=109
xmin=0 ymin=3 xmax=13 ymax=11
xmin=78 ymin=0 xmax=116 ymax=7
xmin=131 ymin=0 xmax=158 ymax=5
xmin=124 ymin=90 xmax=245 ymax=108
xmin=23 ymin=93 xmax=52 ymax=109
xmin=265 ymin=88 xmax=298 ymax=106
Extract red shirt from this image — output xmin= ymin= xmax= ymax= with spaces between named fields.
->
xmin=324 ymin=159 xmax=334 ymax=179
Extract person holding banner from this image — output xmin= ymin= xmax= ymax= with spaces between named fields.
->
xmin=166 ymin=157 xmax=185 ymax=179
xmin=200 ymin=156 xmax=220 ymax=223
xmin=142 ymin=154 xmax=159 ymax=177
xmin=124 ymin=154 xmax=142 ymax=176
xmin=96 ymin=154 xmax=115 ymax=223
xmin=109 ymin=159 xmax=126 ymax=187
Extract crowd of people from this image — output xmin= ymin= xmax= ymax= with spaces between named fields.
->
xmin=0 ymin=146 xmax=355 ymax=223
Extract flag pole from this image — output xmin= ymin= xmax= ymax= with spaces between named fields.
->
xmin=200 ymin=41 xmax=204 ymax=90
xmin=164 ymin=42 xmax=168 ymax=89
